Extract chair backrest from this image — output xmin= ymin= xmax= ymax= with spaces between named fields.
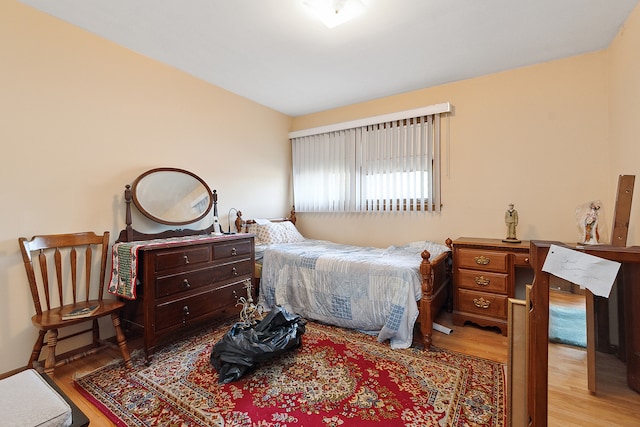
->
xmin=18 ymin=231 xmax=110 ymax=316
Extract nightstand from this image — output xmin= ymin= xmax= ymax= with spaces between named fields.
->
xmin=451 ymin=237 xmax=531 ymax=335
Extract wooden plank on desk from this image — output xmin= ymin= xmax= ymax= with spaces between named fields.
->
xmin=610 ymin=175 xmax=635 ymax=247
xmin=611 ymin=175 xmax=634 ymax=364
xmin=587 ymin=174 xmax=635 ymax=394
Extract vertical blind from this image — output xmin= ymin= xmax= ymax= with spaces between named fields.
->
xmin=291 ymin=103 xmax=450 ymax=213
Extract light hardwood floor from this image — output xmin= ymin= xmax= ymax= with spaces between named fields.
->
xmin=50 ymin=290 xmax=640 ymax=426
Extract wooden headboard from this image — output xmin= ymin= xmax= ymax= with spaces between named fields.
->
xmin=236 ymin=206 xmax=297 ymax=233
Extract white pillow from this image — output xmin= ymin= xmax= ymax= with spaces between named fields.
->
xmin=252 ymin=221 xmax=304 ymax=244
xmin=246 ymin=222 xmax=263 ymax=243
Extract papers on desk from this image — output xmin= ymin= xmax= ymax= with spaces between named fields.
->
xmin=542 ymin=244 xmax=621 ymax=298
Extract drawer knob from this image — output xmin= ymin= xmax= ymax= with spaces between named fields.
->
xmin=183 ymin=255 xmax=190 ymax=264
xmin=231 ymin=248 xmax=237 ymax=256
xmin=474 ymin=256 xmax=490 ymax=265
xmin=232 ymin=267 xmax=238 ymax=276
xmin=182 ymin=278 xmax=191 ymax=288
xmin=182 ymin=305 xmax=190 ymax=324
xmin=473 ymin=297 xmax=491 ymax=309
xmin=474 ymin=276 xmax=490 ymax=286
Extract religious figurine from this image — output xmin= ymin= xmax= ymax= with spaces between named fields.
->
xmin=503 ymin=203 xmax=521 ymax=243
xmin=578 ymin=201 xmax=602 ymax=245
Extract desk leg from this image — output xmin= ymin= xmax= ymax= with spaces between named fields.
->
xmin=586 ymin=290 xmax=596 ymax=393
xmin=624 ymin=264 xmax=640 ymax=392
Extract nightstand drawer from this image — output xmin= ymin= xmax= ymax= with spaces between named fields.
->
xmin=457 ymin=268 xmax=508 ymax=293
xmin=457 ymin=248 xmax=508 ymax=273
xmin=514 ymin=252 xmax=530 ymax=266
xmin=457 ymin=288 xmax=508 ymax=319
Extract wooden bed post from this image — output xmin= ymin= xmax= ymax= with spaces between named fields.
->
xmin=234 ymin=210 xmax=244 ymax=233
xmin=288 ymin=206 xmax=297 ymax=224
xmin=420 ymin=250 xmax=434 ymax=350
xmin=419 ymin=238 xmax=453 ymax=350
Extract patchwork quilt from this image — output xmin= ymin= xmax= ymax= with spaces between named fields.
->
xmin=258 ymin=239 xmax=449 ymax=349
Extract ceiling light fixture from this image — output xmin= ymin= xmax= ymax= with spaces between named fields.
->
xmin=303 ymin=0 xmax=366 ymax=29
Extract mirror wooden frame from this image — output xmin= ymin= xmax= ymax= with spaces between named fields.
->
xmin=118 ymin=168 xmax=218 ymax=243
xmin=131 ymin=167 xmax=214 ymax=226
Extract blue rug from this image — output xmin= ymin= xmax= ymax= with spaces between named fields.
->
xmin=549 ymin=305 xmax=586 ymax=348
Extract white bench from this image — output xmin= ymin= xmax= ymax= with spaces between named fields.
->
xmin=0 ymin=369 xmax=73 ymax=427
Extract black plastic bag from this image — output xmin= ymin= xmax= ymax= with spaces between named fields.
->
xmin=210 ymin=305 xmax=306 ymax=383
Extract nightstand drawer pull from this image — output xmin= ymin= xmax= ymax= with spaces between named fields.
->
xmin=473 ymin=297 xmax=491 ymax=309
xmin=474 ymin=256 xmax=490 ymax=265
xmin=183 ymin=255 xmax=189 ymax=264
xmin=183 ymin=278 xmax=191 ymax=288
xmin=474 ymin=276 xmax=490 ymax=286
xmin=231 ymin=248 xmax=237 ymax=256
xmin=232 ymin=267 xmax=238 ymax=276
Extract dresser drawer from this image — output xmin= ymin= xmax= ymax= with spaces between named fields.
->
xmin=213 ymin=240 xmax=252 ymax=259
xmin=154 ymin=246 xmax=211 ymax=272
xmin=457 ymin=288 xmax=508 ymax=319
xmin=156 ymin=266 xmax=216 ymax=298
xmin=154 ymin=280 xmax=246 ymax=332
xmin=155 ymin=260 xmax=254 ymax=298
xmin=457 ymin=248 xmax=508 ymax=273
xmin=215 ymin=259 xmax=253 ymax=282
xmin=457 ymin=268 xmax=508 ymax=294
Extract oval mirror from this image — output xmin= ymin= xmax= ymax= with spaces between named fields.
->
xmin=132 ymin=167 xmax=213 ymax=226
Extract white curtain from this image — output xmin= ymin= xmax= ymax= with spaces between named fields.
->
xmin=292 ymin=111 xmax=444 ymax=213
xmin=292 ymin=130 xmax=356 ymax=212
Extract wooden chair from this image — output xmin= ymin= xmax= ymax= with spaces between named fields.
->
xmin=18 ymin=231 xmax=132 ymax=375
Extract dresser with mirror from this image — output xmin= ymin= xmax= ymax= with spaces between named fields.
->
xmin=111 ymin=167 xmax=254 ymax=361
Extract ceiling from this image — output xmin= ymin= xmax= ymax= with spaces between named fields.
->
xmin=19 ymin=0 xmax=640 ymax=117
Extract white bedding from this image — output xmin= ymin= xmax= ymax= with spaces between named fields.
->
xmin=257 ymin=239 xmax=450 ymax=349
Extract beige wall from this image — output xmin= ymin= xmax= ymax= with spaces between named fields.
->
xmin=291 ymin=52 xmax=614 ymax=248
xmin=0 ymin=0 xmax=292 ymax=373
xmin=609 ymin=3 xmax=640 ymax=245
xmin=2 ymin=0 xmax=639 ymax=374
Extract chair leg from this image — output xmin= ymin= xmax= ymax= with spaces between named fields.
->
xmin=44 ymin=329 xmax=58 ymax=375
xmin=29 ymin=330 xmax=46 ymax=369
xmin=111 ymin=313 xmax=132 ymax=369
xmin=92 ymin=318 xmax=100 ymax=347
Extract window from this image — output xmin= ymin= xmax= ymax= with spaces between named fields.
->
xmin=291 ymin=103 xmax=450 ymax=213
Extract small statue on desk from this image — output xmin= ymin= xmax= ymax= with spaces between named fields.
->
xmin=577 ymin=201 xmax=602 ymax=245
xmin=503 ymin=203 xmax=521 ymax=243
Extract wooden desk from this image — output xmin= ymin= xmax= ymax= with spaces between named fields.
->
xmin=528 ymin=241 xmax=640 ymax=426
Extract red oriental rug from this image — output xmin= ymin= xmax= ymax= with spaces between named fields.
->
xmin=75 ymin=321 xmax=505 ymax=426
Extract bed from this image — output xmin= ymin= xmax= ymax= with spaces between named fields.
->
xmin=237 ymin=212 xmax=452 ymax=350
